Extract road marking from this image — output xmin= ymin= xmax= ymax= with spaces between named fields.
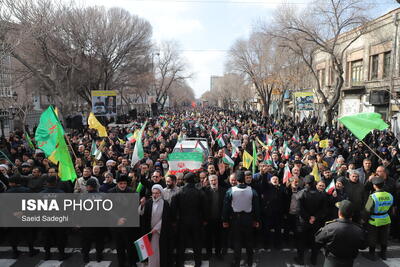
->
xmin=85 ymin=261 xmax=112 ymax=267
xmin=382 ymin=258 xmax=400 ymax=267
xmin=35 ymin=260 xmax=62 ymax=267
xmin=0 ymin=259 xmax=16 ymax=267
xmin=184 ymin=261 xmax=209 ymax=267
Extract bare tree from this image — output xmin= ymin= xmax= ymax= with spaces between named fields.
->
xmin=269 ymin=0 xmax=372 ymax=126
xmin=213 ymin=73 xmax=251 ymax=110
xmin=0 ymin=0 xmax=153 ymax=114
xmin=227 ymin=32 xmax=284 ymax=117
xmin=154 ymin=40 xmax=191 ymax=109
xmin=201 ymin=90 xmax=218 ymax=107
xmin=169 ymin=80 xmax=195 ymax=107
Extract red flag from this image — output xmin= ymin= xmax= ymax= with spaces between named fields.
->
xmin=191 ymin=101 xmax=197 ymax=108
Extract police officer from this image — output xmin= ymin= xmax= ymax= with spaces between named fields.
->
xmin=222 ymin=171 xmax=260 ymax=267
xmin=315 ymin=200 xmax=367 ymax=267
xmin=364 ymin=176 xmax=394 ymax=261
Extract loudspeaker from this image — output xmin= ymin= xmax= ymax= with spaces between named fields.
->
xmin=369 ymin=90 xmax=389 ymax=105
xmin=129 ymin=109 xmax=137 ymax=120
xmin=151 ymin=103 xmax=158 ymax=116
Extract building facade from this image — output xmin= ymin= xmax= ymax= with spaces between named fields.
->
xmin=314 ymin=8 xmax=400 ymax=121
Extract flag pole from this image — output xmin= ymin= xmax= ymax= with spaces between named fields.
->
xmin=361 ymin=140 xmax=385 ymax=162
xmin=64 ymin=134 xmax=78 ymax=160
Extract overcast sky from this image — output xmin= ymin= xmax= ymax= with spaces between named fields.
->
xmin=82 ymin=0 xmax=400 ymax=98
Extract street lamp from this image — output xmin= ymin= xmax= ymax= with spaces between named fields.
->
xmin=0 ymin=92 xmax=19 ymax=137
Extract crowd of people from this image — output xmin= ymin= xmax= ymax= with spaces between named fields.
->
xmin=0 ymin=107 xmax=399 ymax=267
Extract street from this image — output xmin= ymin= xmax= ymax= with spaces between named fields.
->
xmin=1 ymin=245 xmax=400 ymax=266
xmin=0 ymin=244 xmax=400 ymax=267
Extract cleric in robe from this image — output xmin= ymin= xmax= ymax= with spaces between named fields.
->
xmin=139 ymin=184 xmax=172 ymax=267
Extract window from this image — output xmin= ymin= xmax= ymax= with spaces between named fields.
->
xmin=318 ymin=68 xmax=326 ymax=87
xmin=383 ymin=51 xmax=391 ymax=79
xmin=329 ymin=66 xmax=336 ymax=85
xmin=351 ymin=60 xmax=363 ymax=86
xmin=370 ymin=54 xmax=378 ymax=80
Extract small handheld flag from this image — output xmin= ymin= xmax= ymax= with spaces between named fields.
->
xmin=134 ymin=234 xmax=154 ymax=261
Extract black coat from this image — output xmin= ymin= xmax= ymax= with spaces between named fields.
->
xmin=142 ymin=199 xmax=172 ymax=267
xmin=171 ymin=183 xmax=206 ymax=225
xmin=315 ymin=218 xmax=367 ymax=261
xmin=261 ymin=183 xmax=286 ymax=217
xmin=297 ymin=186 xmax=327 ymax=230
xmin=203 ymin=186 xmax=227 ymax=221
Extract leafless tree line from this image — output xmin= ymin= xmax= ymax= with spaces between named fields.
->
xmin=225 ymin=0 xmax=372 ymax=126
xmin=0 ymin=0 xmax=192 ymax=116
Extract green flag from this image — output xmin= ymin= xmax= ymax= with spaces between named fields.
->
xmin=35 ymin=106 xmax=64 ymax=160
xmin=131 ymin=122 xmax=147 ymax=167
xmin=252 ymin=140 xmax=257 ymax=174
xmin=136 ymin=182 xmax=144 ymax=193
xmin=338 ymin=112 xmax=389 ymax=140
xmin=54 ymin=128 xmax=77 ymax=182
xmin=35 ymin=106 xmax=76 ymax=182
xmin=24 ymin=131 xmax=35 ymax=151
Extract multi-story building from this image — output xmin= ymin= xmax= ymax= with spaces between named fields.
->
xmin=313 ymin=8 xmax=400 ymax=121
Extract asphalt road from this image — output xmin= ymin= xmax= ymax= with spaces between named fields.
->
xmin=1 ymin=245 xmax=400 ymax=267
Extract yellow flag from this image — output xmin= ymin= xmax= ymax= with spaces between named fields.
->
xmin=319 ymin=139 xmax=329 ymax=148
xmin=312 ymin=163 xmax=320 ymax=182
xmin=242 ymin=150 xmax=253 ymax=169
xmin=132 ymin=130 xmax=140 ymax=140
xmin=88 ymin=112 xmax=108 ymax=137
xmin=312 ymin=133 xmax=320 ymax=142
xmin=256 ymin=137 xmax=268 ymax=150
xmin=118 ymin=138 xmax=125 ymax=144
xmin=48 ymin=150 xmax=57 ymax=164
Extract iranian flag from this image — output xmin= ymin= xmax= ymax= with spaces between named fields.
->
xmin=283 ymin=141 xmax=291 ymax=159
xmin=231 ymin=127 xmax=239 ymax=137
xmin=155 ymin=131 xmax=163 ymax=141
xmin=283 ymin=163 xmax=292 ymax=184
xmin=126 ymin=130 xmax=139 ymax=143
xmin=231 ymin=141 xmax=240 ymax=158
xmin=264 ymin=151 xmax=273 ymax=165
xmin=274 ymin=129 xmax=283 ymax=137
xmin=222 ymin=150 xmax=235 ymax=167
xmin=131 ymin=122 xmax=147 ymax=167
xmin=325 ymin=180 xmax=335 ymax=195
xmin=134 ymin=234 xmax=154 ymax=261
xmin=266 ymin=135 xmax=274 ymax=150
xmin=168 ymin=152 xmax=203 ymax=175
xmin=211 ymin=125 xmax=219 ymax=135
xmin=216 ymin=134 xmax=226 ymax=147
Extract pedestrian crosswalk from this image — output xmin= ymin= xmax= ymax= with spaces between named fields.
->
xmin=2 ymin=245 xmax=400 ymax=267
xmin=0 ymin=258 xmax=210 ymax=267
xmin=0 ymin=259 xmax=16 ymax=267
xmin=35 ymin=260 xmax=63 ymax=267
xmin=0 ymin=246 xmax=212 ymax=267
